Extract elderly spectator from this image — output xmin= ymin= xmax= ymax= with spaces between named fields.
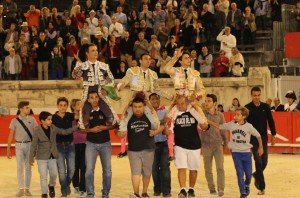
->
xmin=284 ymin=91 xmax=297 ymax=112
xmin=165 ymin=4 xmax=177 ymax=30
xmin=24 ymin=5 xmax=40 ymax=28
xmin=218 ymin=0 xmax=230 ymax=17
xmin=148 ymin=35 xmax=161 ymax=61
xmin=153 ymin=3 xmax=166 ymax=32
xmin=120 ymin=31 xmax=134 ymax=67
xmin=113 ymin=6 xmax=127 ymax=30
xmin=4 ymin=23 xmax=19 ymax=52
xmin=133 ymin=31 xmax=149 ymax=60
xmin=4 ymin=47 xmax=22 ymax=80
xmin=254 ymin=0 xmax=268 ymax=30
xmin=86 ymin=10 xmax=98 ymax=41
xmin=214 ymin=3 xmax=226 ymax=40
xmin=92 ymin=31 xmax=107 ymax=62
xmin=227 ymin=3 xmax=242 ymax=44
xmin=109 ymin=16 xmax=124 ymax=40
xmin=94 ymin=19 xmax=109 ymax=40
xmin=271 ymin=97 xmax=284 ymax=112
xmin=242 ymin=6 xmax=256 ymax=49
xmin=216 ymin=27 xmax=236 ymax=58
xmin=200 ymin=3 xmax=214 ymax=47
xmin=292 ymin=1 xmax=300 ymax=31
xmin=229 ymin=47 xmax=245 ymax=77
xmin=155 ymin=21 xmax=169 ymax=51
xmin=139 ymin=4 xmax=153 ymax=29
xmin=190 ymin=49 xmax=199 ymax=71
xmin=214 ymin=50 xmax=229 ymax=77
xmin=78 ymin=21 xmax=91 ymax=44
xmin=198 ymin=46 xmax=213 ymax=77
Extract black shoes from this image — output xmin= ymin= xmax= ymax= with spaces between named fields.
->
xmin=187 ymin=189 xmax=195 ymax=197
xmin=48 ymin=185 xmax=55 ymax=198
xmin=245 ymin=185 xmax=250 ymax=196
xmin=117 ymin=151 xmax=127 ymax=158
xmin=178 ymin=189 xmax=187 ymax=198
xmin=41 ymin=194 xmax=48 ymax=198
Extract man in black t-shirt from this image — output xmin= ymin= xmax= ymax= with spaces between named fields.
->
xmin=116 ymin=96 xmax=159 ymax=198
xmin=80 ymin=91 xmax=115 ymax=198
xmin=167 ymin=95 xmax=208 ymax=198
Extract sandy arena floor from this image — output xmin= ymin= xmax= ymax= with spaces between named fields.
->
xmin=0 ymin=154 xmax=299 ymax=198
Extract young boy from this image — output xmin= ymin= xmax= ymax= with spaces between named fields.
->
xmin=208 ymin=107 xmax=263 ymax=198
xmin=29 ymin=111 xmax=97 ymax=198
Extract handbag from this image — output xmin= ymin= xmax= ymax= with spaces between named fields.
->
xmin=16 ymin=117 xmax=33 ymax=141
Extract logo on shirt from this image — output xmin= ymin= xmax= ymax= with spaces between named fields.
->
xmin=130 ymin=120 xmax=149 ymax=133
xmin=175 ymin=115 xmax=196 ymax=127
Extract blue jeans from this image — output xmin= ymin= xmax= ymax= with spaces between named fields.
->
xmin=57 ymin=143 xmax=75 ymax=194
xmin=15 ymin=142 xmax=32 ymax=189
xmin=152 ymin=141 xmax=171 ymax=194
xmin=232 ymin=152 xmax=252 ymax=195
xmin=85 ymin=141 xmax=112 ymax=196
xmin=37 ymin=159 xmax=57 ymax=194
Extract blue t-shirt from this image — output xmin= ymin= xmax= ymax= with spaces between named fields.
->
xmin=296 ymin=101 xmax=300 ymax=110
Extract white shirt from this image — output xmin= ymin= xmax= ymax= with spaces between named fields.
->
xmin=109 ymin=22 xmax=124 ymax=37
xmin=216 ymin=32 xmax=237 ymax=58
xmin=86 ymin=17 xmax=99 ymax=35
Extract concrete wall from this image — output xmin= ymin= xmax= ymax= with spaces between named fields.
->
xmin=0 ymin=67 xmax=273 ymax=115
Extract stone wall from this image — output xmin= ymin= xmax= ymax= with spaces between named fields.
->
xmin=0 ymin=67 xmax=272 ymax=115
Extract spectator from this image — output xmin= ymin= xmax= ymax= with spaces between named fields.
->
xmin=292 ymin=1 xmax=300 ymax=31
xmin=271 ymin=97 xmax=284 ymax=112
xmin=0 ymin=98 xmax=9 ymax=116
xmin=4 ymin=47 xmax=22 ymax=80
xmin=94 ymin=19 xmax=109 ymax=40
xmin=29 ymin=25 xmax=39 ymax=44
xmin=153 ymin=3 xmax=166 ymax=32
xmin=165 ymin=4 xmax=177 ymax=30
xmin=66 ymin=35 xmax=79 ymax=79
xmin=217 ymin=104 xmax=224 ymax=112
xmin=214 ymin=3 xmax=226 ymax=35
xmin=229 ymin=47 xmax=245 ymax=77
xmin=50 ymin=7 xmax=63 ymax=34
xmin=97 ymin=10 xmax=112 ymax=28
xmin=254 ymin=0 xmax=268 ymax=30
xmin=242 ymin=6 xmax=256 ymax=50
xmin=56 ymin=37 xmax=66 ymax=60
xmin=192 ymin=20 xmax=206 ymax=55
xmin=284 ymin=90 xmax=297 ymax=112
xmin=216 ymin=27 xmax=236 ymax=58
xmin=155 ymin=21 xmax=169 ymax=51
xmin=198 ymin=46 xmax=213 ymax=77
xmin=127 ymin=9 xmax=140 ymax=29
xmin=70 ymin=5 xmax=86 ymax=30
xmin=139 ymin=4 xmax=153 ymax=29
xmin=49 ymin=46 xmax=64 ymax=80
xmin=218 ymin=0 xmax=230 ymax=17
xmin=0 ymin=5 xmax=8 ymax=29
xmin=200 ymin=3 xmax=214 ymax=47
xmin=270 ymin=0 xmax=282 ymax=22
xmin=109 ymin=16 xmax=124 ymax=40
xmin=45 ymin=22 xmax=57 ymax=51
xmin=228 ymin=97 xmax=241 ymax=112
xmin=241 ymin=0 xmax=255 ymax=13
xmin=170 ymin=19 xmax=184 ymax=45
xmin=118 ymin=0 xmax=131 ymax=16
xmin=133 ymin=31 xmax=149 ymax=60
xmin=39 ymin=7 xmax=51 ymax=32
xmin=62 ymin=10 xmax=70 ymax=21
xmin=265 ymin=98 xmax=272 ymax=108
xmin=190 ymin=49 xmax=199 ymax=71
xmin=139 ymin=0 xmax=154 ymax=11
xmin=202 ymin=94 xmax=227 ymax=197
xmin=139 ymin=19 xmax=154 ymax=42
xmin=2 ymin=0 xmax=18 ymax=28
xmin=79 ymin=21 xmax=91 ymax=44
xmin=227 ymin=3 xmax=242 ymax=44
xmin=60 ymin=18 xmax=78 ymax=46
xmin=166 ymin=0 xmax=179 ymax=11
xmin=4 ymin=23 xmax=19 ymax=52
xmin=120 ymin=31 xmax=134 ymax=67
xmin=214 ymin=49 xmax=229 ymax=77
xmin=148 ymin=34 xmax=161 ymax=62
xmin=129 ymin=21 xmax=141 ymax=42
xmin=17 ymin=37 xmax=31 ymax=80
xmin=165 ymin=35 xmax=178 ymax=56
xmin=113 ymin=6 xmax=127 ymax=30
xmin=157 ymin=49 xmax=171 ymax=78
xmin=14 ymin=33 xmax=28 ymax=55
xmin=86 ymin=10 xmax=98 ymax=42
xmin=19 ymin=22 xmax=30 ymax=44
xmin=24 ymin=5 xmax=40 ymax=28
xmin=107 ymin=35 xmax=121 ymax=77
xmin=93 ymin=31 xmax=107 ymax=62
xmin=115 ymin=60 xmax=128 ymax=79
xmin=83 ymin=0 xmax=93 ymax=16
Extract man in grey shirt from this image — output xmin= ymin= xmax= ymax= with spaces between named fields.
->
xmin=201 ymin=94 xmax=227 ymax=197
xmin=7 ymin=101 xmax=38 ymax=197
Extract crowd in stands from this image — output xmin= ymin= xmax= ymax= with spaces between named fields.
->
xmin=0 ymin=0 xmax=299 ymax=80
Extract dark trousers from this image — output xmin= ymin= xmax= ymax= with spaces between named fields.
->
xmin=72 ymin=143 xmax=86 ymax=192
xmin=232 ymin=152 xmax=252 ymax=195
xmin=8 ymin=73 xmax=20 ymax=80
xmin=251 ymin=135 xmax=268 ymax=191
xmin=152 ymin=141 xmax=171 ymax=194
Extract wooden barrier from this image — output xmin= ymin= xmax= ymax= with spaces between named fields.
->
xmin=1 ymin=112 xmax=299 ymax=156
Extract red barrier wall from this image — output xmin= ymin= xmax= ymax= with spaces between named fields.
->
xmin=285 ymin=32 xmax=300 ymax=58
xmin=1 ymin=112 xmax=299 ymax=156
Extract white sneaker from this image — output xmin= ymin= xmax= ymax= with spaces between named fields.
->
xmin=80 ymin=192 xmax=86 ymax=197
xmin=257 ymin=190 xmax=265 ymax=195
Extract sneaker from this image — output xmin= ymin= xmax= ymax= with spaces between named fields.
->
xmin=218 ymin=191 xmax=224 ymax=197
xmin=117 ymin=151 xmax=127 ymax=158
xmin=61 ymin=192 xmax=68 ymax=197
xmin=48 ymin=185 xmax=55 ymax=198
xmin=141 ymin=193 xmax=150 ymax=198
xmin=240 ymin=194 xmax=247 ymax=198
xmin=187 ymin=189 xmax=195 ymax=197
xmin=41 ymin=194 xmax=48 ymax=198
xmin=80 ymin=192 xmax=86 ymax=197
xmin=74 ymin=187 xmax=80 ymax=195
xmin=162 ymin=193 xmax=172 ymax=197
xmin=16 ymin=190 xmax=24 ymax=197
xmin=178 ymin=189 xmax=187 ymax=198
xmin=153 ymin=192 xmax=161 ymax=196
xmin=86 ymin=194 xmax=94 ymax=198
xmin=129 ymin=193 xmax=141 ymax=198
xmin=210 ymin=189 xmax=217 ymax=195
xmin=257 ymin=190 xmax=265 ymax=195
xmin=24 ymin=190 xmax=32 ymax=197
xmin=245 ymin=185 xmax=250 ymax=196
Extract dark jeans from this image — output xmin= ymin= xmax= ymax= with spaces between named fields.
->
xmin=72 ymin=143 xmax=86 ymax=192
xmin=152 ymin=141 xmax=171 ymax=194
xmin=8 ymin=73 xmax=20 ymax=80
xmin=251 ymin=135 xmax=268 ymax=191
xmin=232 ymin=152 xmax=252 ymax=195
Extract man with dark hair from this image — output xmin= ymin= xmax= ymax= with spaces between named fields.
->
xmin=149 ymin=93 xmax=172 ymax=197
xmin=201 ymin=94 xmax=227 ymax=197
xmin=72 ymin=43 xmax=119 ymax=129
xmin=7 ymin=101 xmax=38 ymax=197
xmin=245 ymin=86 xmax=276 ymax=195
xmin=116 ymin=95 xmax=159 ymax=198
xmin=80 ymin=91 xmax=115 ymax=198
